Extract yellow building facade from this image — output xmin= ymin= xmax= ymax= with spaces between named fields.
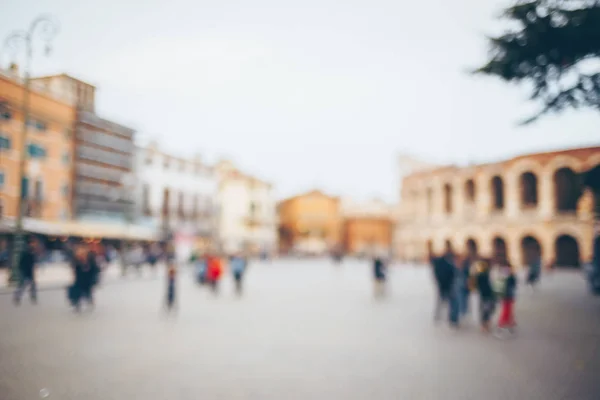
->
xmin=278 ymin=190 xmax=341 ymax=254
xmin=0 ymin=68 xmax=75 ymax=223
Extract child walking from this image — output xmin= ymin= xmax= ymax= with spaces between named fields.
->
xmin=496 ymin=264 xmax=517 ymax=337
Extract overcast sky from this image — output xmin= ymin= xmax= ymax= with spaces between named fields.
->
xmin=1 ymin=0 xmax=598 ymax=201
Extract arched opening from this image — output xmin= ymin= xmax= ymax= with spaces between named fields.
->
xmin=555 ymin=235 xmax=580 ymax=268
xmin=554 ymin=167 xmax=581 ymax=212
xmin=521 ymin=236 xmax=541 ymax=266
xmin=444 ymin=239 xmax=453 ymax=255
xmin=492 ymin=236 xmax=508 ymax=263
xmin=466 ymin=238 xmax=478 ymax=256
xmin=443 ymin=183 xmax=453 ymax=214
xmin=491 ymin=176 xmax=505 ymax=211
xmin=520 ymin=171 xmax=538 ymax=208
xmin=465 ymin=179 xmax=476 ymax=203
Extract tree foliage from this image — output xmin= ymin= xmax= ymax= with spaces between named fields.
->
xmin=475 ymin=0 xmax=600 ymax=123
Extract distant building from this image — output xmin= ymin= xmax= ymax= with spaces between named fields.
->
xmin=277 ymin=190 xmax=341 ymax=255
xmin=134 ymin=143 xmax=218 ymax=261
xmin=31 ymin=74 xmax=136 ymax=225
xmin=216 ymin=160 xmax=277 ymax=256
xmin=340 ymin=198 xmax=395 ymax=257
xmin=0 ymin=66 xmax=76 ymax=227
xmin=395 ymin=146 xmax=600 ymax=267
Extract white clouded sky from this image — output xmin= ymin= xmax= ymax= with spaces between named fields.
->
xmin=1 ymin=0 xmax=598 ymax=201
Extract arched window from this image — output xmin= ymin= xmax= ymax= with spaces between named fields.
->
xmin=465 ymin=179 xmax=475 ymax=202
xmin=443 ymin=183 xmax=453 ymax=214
xmin=554 ymin=168 xmax=581 ymax=212
xmin=555 ymin=235 xmax=580 ymax=267
xmin=520 ymin=172 xmax=538 ymax=207
xmin=466 ymin=238 xmax=478 ymax=256
xmin=491 ymin=176 xmax=505 ymax=211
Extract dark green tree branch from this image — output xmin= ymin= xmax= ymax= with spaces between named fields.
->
xmin=474 ymin=0 xmax=600 ymax=124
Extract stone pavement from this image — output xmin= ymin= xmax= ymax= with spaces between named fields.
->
xmin=0 ymin=259 xmax=599 ymax=400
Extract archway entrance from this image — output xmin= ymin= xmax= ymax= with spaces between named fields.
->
xmin=521 ymin=236 xmax=541 ymax=266
xmin=554 ymin=168 xmax=581 ymax=212
xmin=492 ymin=237 xmax=508 ymax=263
xmin=444 ymin=239 xmax=453 ymax=255
xmin=466 ymin=238 xmax=478 ymax=257
xmin=555 ymin=235 xmax=580 ymax=268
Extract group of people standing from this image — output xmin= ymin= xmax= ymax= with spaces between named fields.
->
xmin=431 ymin=248 xmax=525 ymax=336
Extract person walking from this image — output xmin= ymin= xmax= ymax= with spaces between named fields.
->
xmin=13 ymin=237 xmax=39 ymax=306
xmin=469 ymin=257 xmax=496 ymax=333
xmin=71 ymin=245 xmax=100 ymax=312
xmin=496 ymin=264 xmax=518 ymax=337
xmin=166 ymin=257 xmax=177 ymax=310
xmin=230 ymin=252 xmax=248 ymax=295
xmin=432 ymin=252 xmax=455 ymax=323
xmin=373 ymin=254 xmax=387 ymax=298
xmin=206 ymin=252 xmax=223 ymax=294
xmin=460 ymin=252 xmax=475 ymax=317
xmin=526 ymin=254 xmax=542 ymax=289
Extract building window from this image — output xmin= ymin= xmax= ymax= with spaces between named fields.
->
xmin=465 ymin=179 xmax=476 ymax=202
xmin=34 ymin=179 xmax=43 ymax=201
xmin=27 ymin=143 xmax=47 ymax=159
xmin=491 ymin=176 xmax=505 ymax=211
xmin=62 ymin=151 xmax=70 ymax=165
xmin=27 ymin=118 xmax=47 ymax=131
xmin=520 ymin=171 xmax=538 ymax=208
xmin=0 ymin=171 xmax=4 ymax=190
xmin=0 ymin=135 xmax=11 ymax=150
xmin=0 ymin=110 xmax=11 ymax=120
xmin=443 ymin=183 xmax=453 ymax=214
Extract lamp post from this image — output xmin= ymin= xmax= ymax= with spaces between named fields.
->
xmin=2 ymin=16 xmax=59 ymax=283
xmin=109 ymin=173 xmax=135 ymax=275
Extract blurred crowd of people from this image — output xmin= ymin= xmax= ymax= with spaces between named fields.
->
xmin=428 ymin=244 xmax=549 ymax=338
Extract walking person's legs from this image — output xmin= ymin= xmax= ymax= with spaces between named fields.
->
xmin=13 ymin=278 xmax=27 ymax=305
xmin=29 ymin=278 xmax=37 ymax=304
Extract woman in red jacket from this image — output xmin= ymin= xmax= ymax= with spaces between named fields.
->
xmin=206 ymin=253 xmax=223 ymax=293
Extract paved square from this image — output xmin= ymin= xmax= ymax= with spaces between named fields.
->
xmin=1 ymin=259 xmax=599 ymax=399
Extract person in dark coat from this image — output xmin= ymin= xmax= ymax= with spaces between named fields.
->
xmin=71 ymin=245 xmax=99 ymax=312
xmin=469 ymin=257 xmax=496 ymax=333
xmin=432 ymin=252 xmax=455 ymax=322
xmin=373 ymin=255 xmax=387 ymax=297
xmin=13 ymin=238 xmax=39 ymax=305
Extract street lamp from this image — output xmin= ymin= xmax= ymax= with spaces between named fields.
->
xmin=109 ymin=173 xmax=135 ymax=274
xmin=2 ymin=15 xmax=59 ymax=283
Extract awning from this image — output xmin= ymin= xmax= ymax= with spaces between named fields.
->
xmin=0 ymin=218 xmax=160 ymax=241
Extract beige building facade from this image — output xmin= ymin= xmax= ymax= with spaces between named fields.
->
xmin=395 ymin=147 xmax=600 ymax=268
